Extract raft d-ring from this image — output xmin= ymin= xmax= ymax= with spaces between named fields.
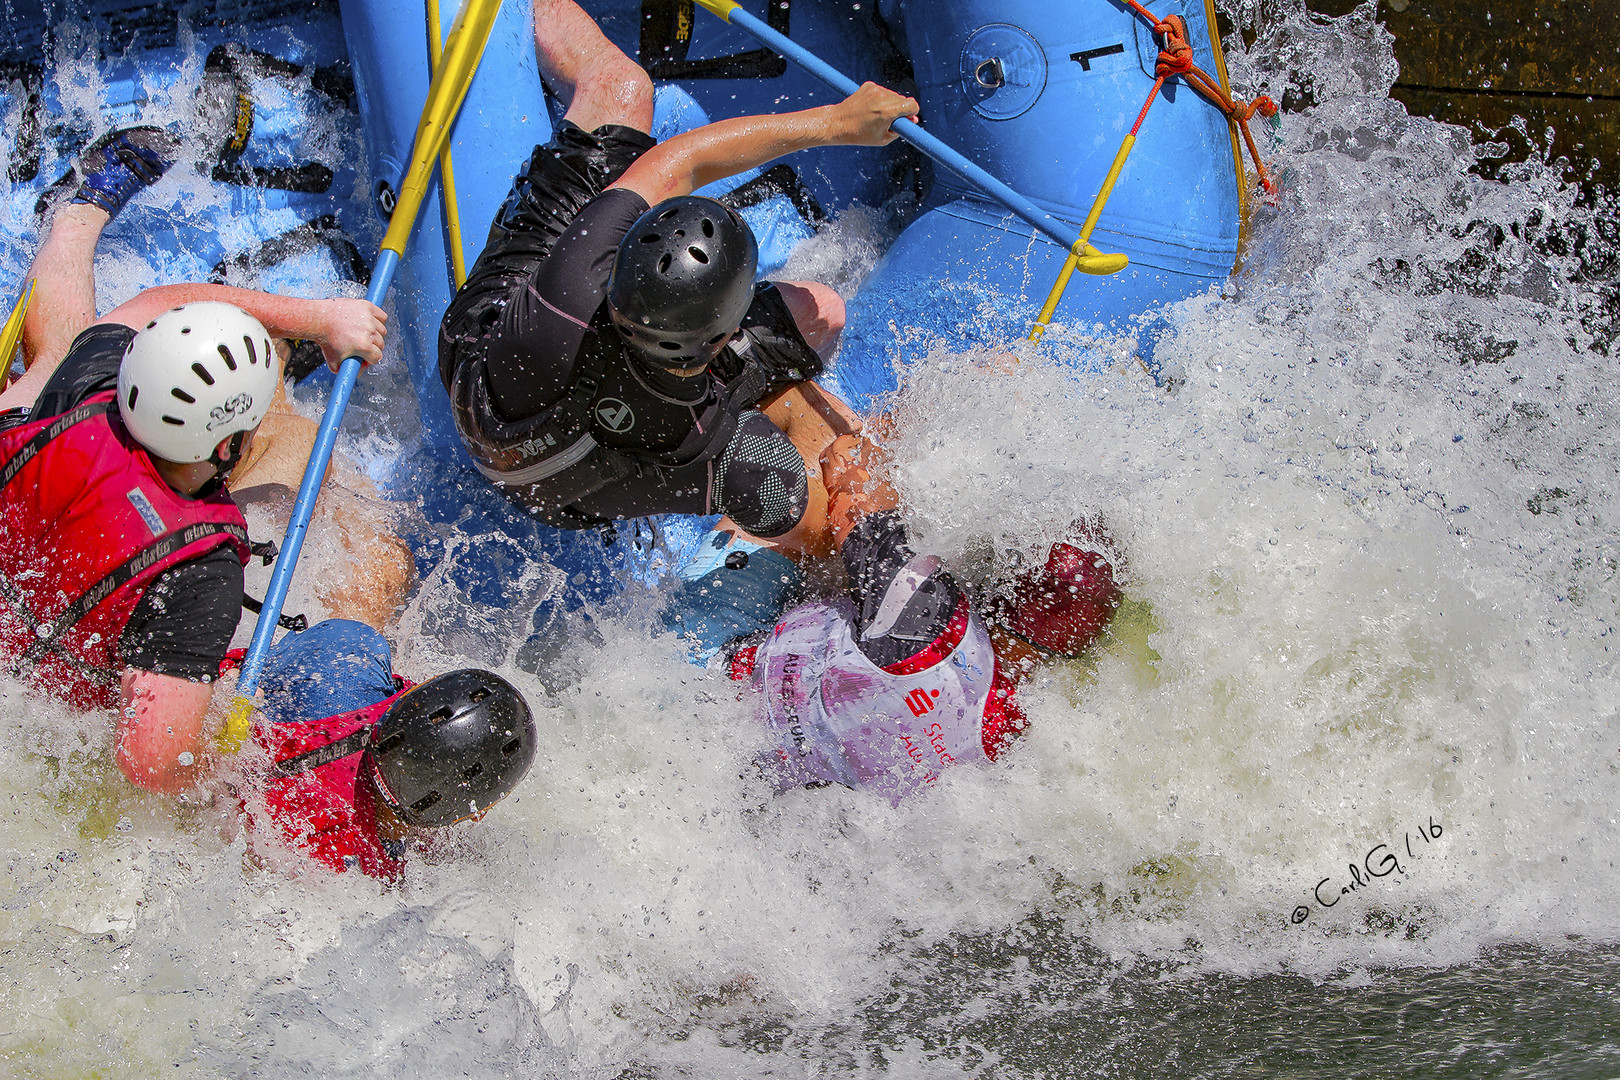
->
xmin=975 ymin=57 xmax=1005 ymax=88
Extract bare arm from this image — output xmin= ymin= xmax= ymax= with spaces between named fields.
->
xmin=101 ymin=285 xmax=388 ymax=371
xmin=609 ymin=82 xmax=919 ymax=206
xmin=116 ymin=669 xmax=214 ymax=795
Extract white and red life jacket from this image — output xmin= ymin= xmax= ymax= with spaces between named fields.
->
xmin=250 ymin=684 xmax=412 ymax=880
xmin=0 ymin=391 xmax=250 ymax=709
xmin=748 ymin=596 xmax=1019 ymax=803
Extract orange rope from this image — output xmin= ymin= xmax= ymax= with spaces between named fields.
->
xmin=1122 ymin=3 xmax=1278 ymax=194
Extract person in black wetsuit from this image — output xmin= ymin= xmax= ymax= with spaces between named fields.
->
xmin=438 ymin=0 xmax=918 ymax=536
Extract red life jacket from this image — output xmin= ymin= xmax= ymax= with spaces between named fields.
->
xmin=0 ymin=392 xmax=251 ymax=709
xmin=251 ymin=682 xmax=413 ymax=880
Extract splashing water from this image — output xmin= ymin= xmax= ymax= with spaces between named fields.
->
xmin=2 ymin=2 xmax=1619 ymax=1077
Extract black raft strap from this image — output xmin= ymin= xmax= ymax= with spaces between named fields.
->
xmin=16 ymin=521 xmax=250 ymax=669
xmin=270 ymin=727 xmax=372 ymax=778
xmin=241 ymin=593 xmax=307 ymax=633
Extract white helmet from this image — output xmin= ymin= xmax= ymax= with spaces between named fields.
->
xmin=117 ymin=301 xmax=280 ymax=464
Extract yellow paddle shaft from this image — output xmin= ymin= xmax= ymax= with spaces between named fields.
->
xmin=426 ymin=0 xmax=469 ymax=287
xmin=379 ymin=0 xmax=500 ymax=259
xmin=216 ymin=0 xmax=500 ymax=754
xmin=1028 ymin=132 xmax=1138 ymax=343
xmin=1 ymin=279 xmax=35 ymax=378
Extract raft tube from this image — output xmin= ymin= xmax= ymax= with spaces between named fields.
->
xmin=836 ymin=0 xmax=1244 ymax=410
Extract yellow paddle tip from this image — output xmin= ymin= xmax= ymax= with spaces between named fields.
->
xmin=694 ymin=0 xmax=741 ymax=18
xmin=1076 ymin=253 xmax=1130 ymax=276
xmin=216 ymin=696 xmax=257 ymax=754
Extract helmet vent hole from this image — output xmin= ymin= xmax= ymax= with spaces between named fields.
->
xmin=180 ymin=326 xmax=192 ymax=335
xmin=410 ymin=790 xmax=443 ymax=814
xmin=217 ymin=345 xmax=237 ymax=372
xmin=161 ymin=415 xmax=185 ymax=427
xmin=640 ymin=233 xmax=660 ymax=244
xmin=688 ymin=246 xmax=708 ymax=264
xmin=701 ymin=218 xmax=714 ymax=237
xmin=660 ymin=341 xmax=682 ymax=352
xmin=126 ymin=386 xmax=139 ymax=409
xmin=243 ymin=335 xmax=257 ymax=367
xmin=502 ymin=737 xmax=523 ymax=755
xmin=191 ymin=362 xmax=215 ymax=386
xmin=427 ymin=705 xmax=455 ymax=725
xmin=469 ymin=687 xmax=490 ymax=702
xmin=657 ymin=253 xmax=672 ymax=274
xmin=708 ymin=332 xmax=727 ymax=345
xmin=463 ymin=762 xmax=485 ymax=782
xmin=658 ymin=207 xmax=679 ymax=221
xmin=170 ymin=388 xmax=195 ymax=404
xmin=377 ymin=733 xmax=406 ymax=756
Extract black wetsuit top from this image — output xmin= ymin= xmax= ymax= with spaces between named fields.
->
xmin=439 ymin=123 xmax=821 ymax=529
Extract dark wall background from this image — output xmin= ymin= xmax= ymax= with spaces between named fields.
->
xmin=1304 ymin=0 xmax=1619 ymax=195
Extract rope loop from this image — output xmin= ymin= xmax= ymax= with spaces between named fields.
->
xmin=1239 ymin=95 xmax=1280 ymax=122
xmin=1121 ymin=0 xmax=1278 ymax=197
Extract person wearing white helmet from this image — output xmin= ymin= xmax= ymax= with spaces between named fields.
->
xmin=1 ymin=155 xmax=388 ymax=796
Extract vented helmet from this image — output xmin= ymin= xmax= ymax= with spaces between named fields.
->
xmin=367 ymin=668 xmax=537 ymax=828
xmin=988 ymin=542 xmax=1123 ymax=658
xmin=607 ymin=196 xmax=758 ymax=369
xmin=117 ymin=301 xmax=279 ymax=464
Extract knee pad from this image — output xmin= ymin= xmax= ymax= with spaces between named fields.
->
xmin=715 ymin=410 xmax=808 ymax=538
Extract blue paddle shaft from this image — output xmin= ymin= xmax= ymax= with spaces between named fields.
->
xmin=718 ymin=5 xmax=1084 ymax=252
xmin=234 ymin=248 xmax=401 ymax=697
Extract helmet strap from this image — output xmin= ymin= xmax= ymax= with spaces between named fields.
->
xmin=206 ymin=430 xmax=249 ymax=484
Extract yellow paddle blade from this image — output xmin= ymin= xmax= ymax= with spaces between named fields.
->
xmin=380 ymin=0 xmax=502 ymax=257
xmin=216 ymin=694 xmax=256 ymax=753
xmin=1075 ymin=251 xmax=1129 ymax=276
xmin=1 ymin=279 xmax=35 ymax=375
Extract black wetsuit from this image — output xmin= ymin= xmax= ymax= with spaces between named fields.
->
xmin=438 ymin=122 xmax=822 ymax=531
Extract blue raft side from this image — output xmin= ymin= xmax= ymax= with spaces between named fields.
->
xmin=1 ymin=1 xmax=361 ymax=299
xmin=835 ymin=0 xmax=1242 ymax=411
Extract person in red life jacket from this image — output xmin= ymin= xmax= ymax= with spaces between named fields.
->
xmin=0 ymin=133 xmax=389 ymax=797
xmin=727 ymin=434 xmax=1124 ymax=803
xmin=249 ymin=667 xmax=537 ymax=879
xmin=439 ymin=0 xmax=918 ymax=535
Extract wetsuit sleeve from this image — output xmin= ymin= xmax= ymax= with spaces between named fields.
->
xmin=29 ymin=323 xmax=134 ymax=419
xmin=118 ymin=545 xmax=245 ymax=679
xmin=480 ymin=187 xmax=650 ymax=421
xmin=839 ymin=510 xmax=965 ymax=669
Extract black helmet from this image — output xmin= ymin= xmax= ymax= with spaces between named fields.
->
xmin=607 ymin=195 xmax=759 ymax=370
xmin=366 ymin=669 xmax=537 ymax=827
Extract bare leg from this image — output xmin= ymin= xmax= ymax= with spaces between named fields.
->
xmin=775 ymin=280 xmax=846 ymax=356
xmin=533 ymin=0 xmax=653 ymax=133
xmin=0 ymin=204 xmax=110 ymax=413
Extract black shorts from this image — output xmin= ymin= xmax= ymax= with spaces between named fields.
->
xmin=438 ymin=121 xmax=655 ymax=389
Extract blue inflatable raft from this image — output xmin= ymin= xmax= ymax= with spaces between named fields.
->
xmin=1 ymin=0 xmax=1248 ymax=657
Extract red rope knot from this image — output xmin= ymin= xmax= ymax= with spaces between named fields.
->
xmin=1154 ymin=15 xmax=1194 ymax=79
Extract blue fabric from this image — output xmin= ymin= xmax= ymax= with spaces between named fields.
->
xmin=662 ymin=532 xmax=804 ymax=663
xmin=259 ymin=618 xmax=396 ymax=725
